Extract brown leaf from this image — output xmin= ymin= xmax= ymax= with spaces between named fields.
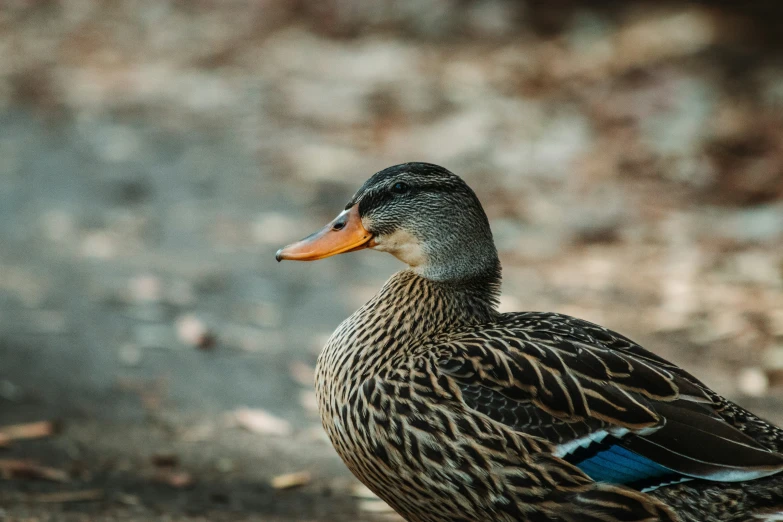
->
xmin=0 ymin=421 xmax=59 ymax=446
xmin=271 ymin=471 xmax=311 ymax=490
xmin=230 ymin=408 xmax=292 ymax=436
xmin=0 ymin=459 xmax=70 ymax=482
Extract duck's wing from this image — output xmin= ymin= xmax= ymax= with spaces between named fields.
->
xmin=357 ymin=360 xmax=678 ymax=522
xmin=435 ymin=312 xmax=783 ymax=490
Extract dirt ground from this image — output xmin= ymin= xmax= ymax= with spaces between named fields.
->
xmin=2 ymin=2 xmax=783 ymax=521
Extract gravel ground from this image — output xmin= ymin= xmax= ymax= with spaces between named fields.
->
xmin=1 ymin=2 xmax=783 ymax=521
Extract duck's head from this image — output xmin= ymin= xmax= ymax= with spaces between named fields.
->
xmin=276 ymin=162 xmax=500 ymax=283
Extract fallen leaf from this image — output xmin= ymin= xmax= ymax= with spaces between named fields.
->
xmin=0 ymin=459 xmax=69 ymax=482
xmin=230 ymin=408 xmax=292 ymax=436
xmin=271 ymin=471 xmax=311 ymax=490
xmin=0 ymin=421 xmax=58 ymax=446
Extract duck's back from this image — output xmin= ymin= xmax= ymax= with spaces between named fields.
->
xmin=433 ymin=311 xmax=783 ymax=520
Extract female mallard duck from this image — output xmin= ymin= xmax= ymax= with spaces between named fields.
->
xmin=277 ymin=163 xmax=783 ymax=522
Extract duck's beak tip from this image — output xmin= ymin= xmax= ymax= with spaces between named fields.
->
xmin=275 ymin=248 xmax=284 ymax=262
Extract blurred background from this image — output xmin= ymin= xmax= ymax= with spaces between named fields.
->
xmin=1 ymin=1 xmax=782 ymax=520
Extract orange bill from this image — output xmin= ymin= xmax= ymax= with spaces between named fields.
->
xmin=276 ymin=205 xmax=374 ymax=261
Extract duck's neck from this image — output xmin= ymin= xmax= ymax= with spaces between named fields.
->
xmin=378 ymin=268 xmax=501 ymax=336
xmin=321 ymin=269 xmax=501 ymax=385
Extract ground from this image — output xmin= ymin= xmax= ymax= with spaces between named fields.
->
xmin=1 ymin=2 xmax=783 ymax=521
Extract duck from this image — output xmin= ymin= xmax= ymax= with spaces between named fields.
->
xmin=276 ymin=162 xmax=783 ymax=522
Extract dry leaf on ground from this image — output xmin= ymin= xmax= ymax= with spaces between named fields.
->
xmin=271 ymin=471 xmax=311 ymax=490
xmin=230 ymin=407 xmax=292 ymax=436
xmin=0 ymin=421 xmax=58 ymax=446
xmin=0 ymin=459 xmax=70 ymax=482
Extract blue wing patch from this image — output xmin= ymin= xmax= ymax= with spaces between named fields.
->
xmin=576 ymin=445 xmax=672 ymax=483
xmin=568 ymin=441 xmax=689 ymax=491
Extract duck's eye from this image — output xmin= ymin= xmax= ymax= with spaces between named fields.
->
xmin=390 ymin=182 xmax=410 ymax=194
